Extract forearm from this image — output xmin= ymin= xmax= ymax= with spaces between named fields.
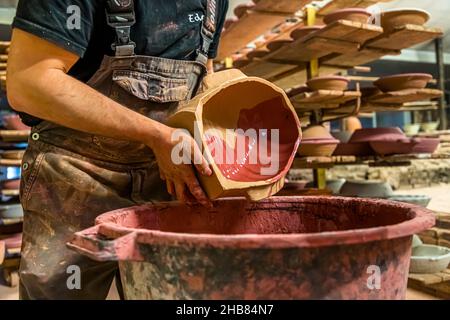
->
xmin=7 ymin=67 xmax=165 ymax=148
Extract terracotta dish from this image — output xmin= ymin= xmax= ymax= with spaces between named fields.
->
xmin=267 ymin=39 xmax=292 ymax=52
xmin=1 ymin=233 xmax=22 ymax=250
xmin=286 ymin=85 xmax=310 ymax=97
xmin=234 ymin=2 xmax=255 ymax=18
xmin=307 ymin=76 xmax=349 ymax=91
xmin=349 ymin=127 xmax=405 ymax=143
xmin=370 ymin=137 xmax=439 ymax=156
xmin=324 ymin=8 xmax=372 ymax=25
xmin=374 ymin=73 xmax=432 ymax=92
xmin=2 ymin=114 xmax=31 ymax=131
xmin=290 ymin=26 xmax=324 ymax=40
xmin=298 ymin=125 xmax=339 ymax=157
xmin=381 ymin=9 xmax=430 ymax=33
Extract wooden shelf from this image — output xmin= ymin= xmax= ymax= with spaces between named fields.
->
xmin=368 ymin=25 xmax=444 ymax=51
xmin=0 ymin=159 xmax=22 ymax=167
xmin=217 ymin=0 xmax=314 ymax=60
xmin=409 ymin=269 xmax=450 ymax=300
xmin=318 ymin=0 xmax=393 ymax=16
xmin=0 ymin=130 xmax=30 ymax=142
xmin=1 ymin=189 xmax=20 ymax=197
xmin=0 ymin=41 xmax=10 ymax=54
xmin=305 ymin=20 xmax=383 ymax=45
xmin=322 ymin=46 xmax=401 ymax=67
xmin=217 ymin=11 xmax=289 ymax=60
xmin=367 ymin=88 xmax=443 ymax=104
xmin=240 ymin=59 xmax=298 ymax=79
xmin=292 ymin=90 xmax=361 ymax=109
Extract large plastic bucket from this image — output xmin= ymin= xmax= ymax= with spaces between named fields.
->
xmin=67 ymin=196 xmax=435 ymax=300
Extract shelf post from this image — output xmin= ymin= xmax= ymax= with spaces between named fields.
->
xmin=435 ymin=37 xmax=448 ymax=130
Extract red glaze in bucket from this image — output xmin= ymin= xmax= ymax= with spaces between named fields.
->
xmin=68 ymin=197 xmax=435 ymax=300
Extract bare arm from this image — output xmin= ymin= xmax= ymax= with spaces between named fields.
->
xmin=7 ymin=29 xmax=212 ymax=207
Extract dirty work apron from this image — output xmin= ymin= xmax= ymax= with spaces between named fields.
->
xmin=18 ymin=0 xmax=216 ymax=300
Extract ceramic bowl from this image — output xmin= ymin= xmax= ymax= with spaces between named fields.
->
xmin=404 ymin=123 xmax=421 ymax=136
xmin=267 ymin=39 xmax=292 ymax=52
xmin=369 ymin=139 xmax=416 ymax=156
xmin=340 ymin=180 xmax=394 ymax=198
xmin=388 ymin=195 xmax=431 ymax=208
xmin=306 ymin=179 xmax=346 ymax=195
xmin=381 ymin=9 xmax=430 ymax=34
xmin=410 ymin=245 xmax=450 ymax=274
xmin=374 ymin=73 xmax=432 ymax=92
xmin=421 ymin=122 xmax=439 ymax=133
xmin=307 ymin=76 xmax=349 ymax=91
xmin=2 ymin=114 xmax=30 ymax=131
xmin=0 ymin=204 xmax=24 ymax=220
xmin=349 ymin=127 xmax=405 ymax=143
xmin=298 ymin=142 xmax=338 ymax=157
xmin=1 ymin=233 xmax=22 ymax=250
xmin=234 ymin=2 xmax=255 ymax=18
xmin=302 ymin=125 xmax=335 ymax=141
xmin=290 ymin=26 xmax=324 ymax=40
xmin=411 ymin=138 xmax=440 ymax=154
xmin=324 ymin=8 xmax=372 ymax=25
xmin=332 ymin=131 xmax=352 ymax=143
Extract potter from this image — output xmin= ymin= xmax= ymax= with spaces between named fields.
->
xmin=176 ymin=305 xmax=210 ymax=318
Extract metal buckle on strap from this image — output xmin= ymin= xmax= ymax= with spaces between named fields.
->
xmin=106 ymin=1 xmax=136 ymax=56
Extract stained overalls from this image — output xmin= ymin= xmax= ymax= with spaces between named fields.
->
xmin=19 ymin=0 xmax=216 ymax=300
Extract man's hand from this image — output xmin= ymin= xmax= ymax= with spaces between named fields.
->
xmin=148 ymin=125 xmax=213 ymax=208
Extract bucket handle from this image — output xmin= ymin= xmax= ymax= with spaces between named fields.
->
xmin=66 ymin=224 xmax=144 ymax=262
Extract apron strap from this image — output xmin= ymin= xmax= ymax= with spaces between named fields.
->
xmin=105 ymin=0 xmax=136 ymax=56
xmin=195 ymin=0 xmax=217 ymax=65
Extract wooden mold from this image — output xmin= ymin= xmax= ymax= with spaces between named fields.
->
xmin=368 ymin=25 xmax=443 ymax=51
xmin=367 ymin=88 xmax=443 ymax=105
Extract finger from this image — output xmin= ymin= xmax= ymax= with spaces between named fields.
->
xmin=160 ymin=171 xmax=166 ymax=181
xmin=191 ymin=140 xmax=212 ymax=177
xmin=166 ymin=180 xmax=175 ymax=196
xmin=174 ymin=180 xmax=191 ymax=205
xmin=185 ymin=173 xmax=213 ymax=208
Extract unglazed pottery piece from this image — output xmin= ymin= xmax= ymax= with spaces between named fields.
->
xmin=410 ymin=245 xmax=450 ymax=274
xmin=267 ymin=39 xmax=293 ymax=52
xmin=68 ymin=197 xmax=435 ymax=300
xmin=0 ymin=233 xmax=22 ymax=250
xmin=340 ymin=180 xmax=394 ymax=198
xmin=290 ymin=26 xmax=324 ymax=40
xmin=1 ymin=150 xmax=25 ymax=160
xmin=234 ymin=2 xmax=255 ymax=18
xmin=2 ymin=114 xmax=30 ymax=131
xmin=324 ymin=8 xmax=372 ymax=25
xmin=167 ymin=69 xmax=301 ymax=201
xmin=374 ymin=73 xmax=432 ymax=92
xmin=381 ymin=9 xmax=430 ymax=34
xmin=298 ymin=142 xmax=338 ymax=157
xmin=369 ymin=137 xmax=439 ymax=156
xmin=307 ymin=76 xmax=349 ymax=91
xmin=286 ymin=85 xmax=310 ymax=97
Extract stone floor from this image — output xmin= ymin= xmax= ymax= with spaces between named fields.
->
xmin=1 ymin=185 xmax=449 ymax=300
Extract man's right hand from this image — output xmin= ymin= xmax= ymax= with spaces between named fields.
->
xmin=148 ymin=123 xmax=213 ymax=208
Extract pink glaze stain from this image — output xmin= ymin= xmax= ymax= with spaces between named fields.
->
xmin=205 ymin=97 xmax=299 ymax=182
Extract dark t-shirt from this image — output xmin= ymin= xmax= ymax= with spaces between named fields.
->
xmin=13 ymin=0 xmax=228 ymax=82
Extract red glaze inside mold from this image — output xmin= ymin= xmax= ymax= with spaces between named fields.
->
xmin=205 ymin=97 xmax=299 ymax=182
